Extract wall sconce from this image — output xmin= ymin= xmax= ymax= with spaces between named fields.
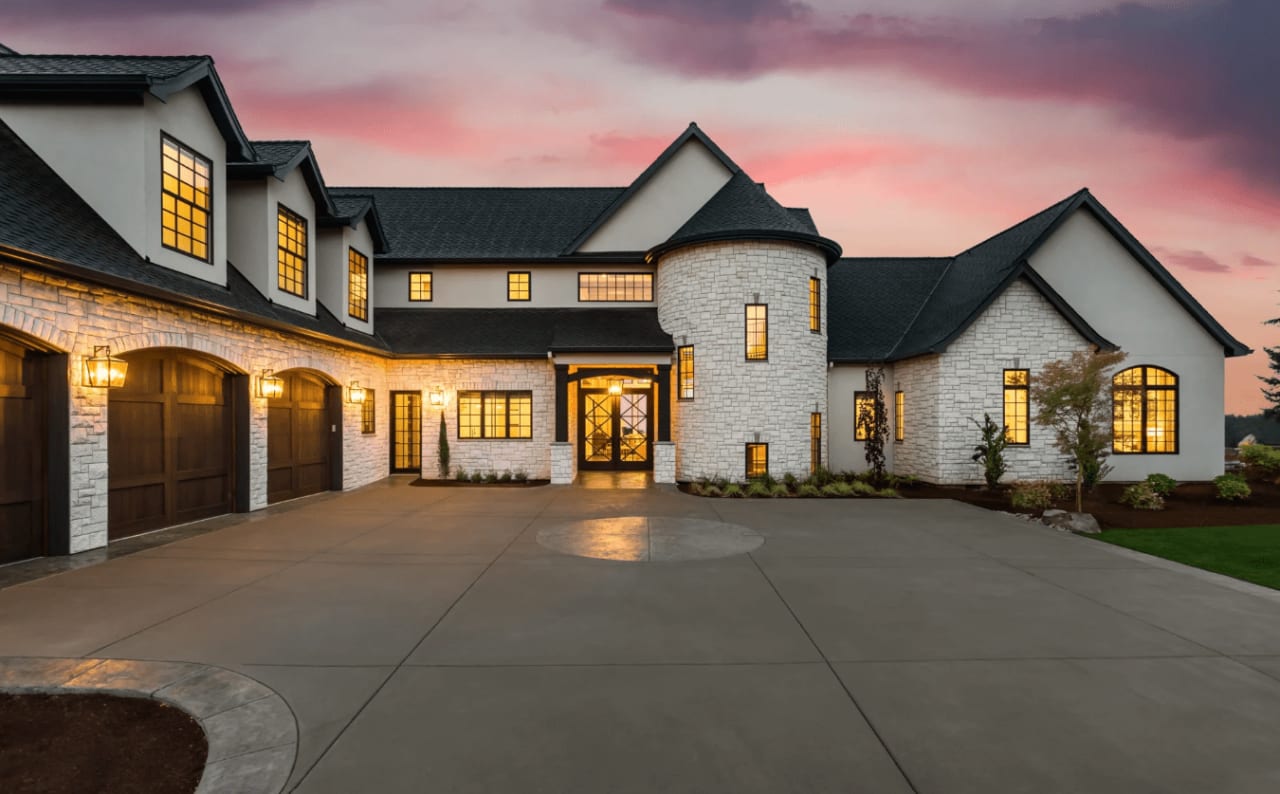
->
xmin=83 ymin=346 xmax=128 ymax=389
xmin=256 ymin=370 xmax=284 ymax=399
xmin=428 ymin=386 xmax=447 ymax=409
xmin=347 ymin=381 xmax=367 ymax=404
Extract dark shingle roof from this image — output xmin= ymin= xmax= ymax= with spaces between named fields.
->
xmin=827 ymin=258 xmax=952 ymax=361
xmin=248 ymin=140 xmax=309 ymax=169
xmin=0 ymin=53 xmax=207 ymax=79
xmin=330 ymin=187 xmax=625 ymax=261
xmin=375 ymin=308 xmax=672 ymax=356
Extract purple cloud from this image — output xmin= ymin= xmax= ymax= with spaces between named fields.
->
xmin=1241 ymin=255 xmax=1278 ymax=269
xmin=0 ymin=0 xmax=318 ymax=22
xmin=606 ymin=0 xmax=810 ymax=24
xmin=1156 ymin=248 xmax=1232 ymax=274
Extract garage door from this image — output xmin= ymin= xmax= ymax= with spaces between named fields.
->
xmin=108 ymin=350 xmax=234 ymax=539
xmin=267 ymin=370 xmax=335 ymax=503
xmin=0 ymin=337 xmax=47 ymax=564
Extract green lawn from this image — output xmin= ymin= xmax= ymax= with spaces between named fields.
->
xmin=1096 ymin=525 xmax=1280 ymax=591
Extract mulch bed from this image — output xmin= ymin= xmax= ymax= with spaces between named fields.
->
xmin=0 ymin=692 xmax=207 ymax=794
xmin=906 ymin=479 xmax=1280 ymax=529
xmin=410 ymin=478 xmax=549 ymax=487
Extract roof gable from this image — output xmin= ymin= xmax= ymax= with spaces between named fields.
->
xmin=230 ymin=140 xmax=337 ymax=218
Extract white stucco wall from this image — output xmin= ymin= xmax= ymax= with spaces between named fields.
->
xmin=317 ymin=221 xmax=375 ymax=334
xmin=373 ymin=263 xmax=656 ymax=309
xmin=578 ymin=140 xmax=733 ymax=253
xmin=657 ymin=240 xmax=828 ymax=481
xmin=1030 ymin=209 xmax=1228 ymax=481
xmin=827 ymin=365 xmax=897 ymax=474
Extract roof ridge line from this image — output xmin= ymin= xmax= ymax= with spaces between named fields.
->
xmin=3 ymin=53 xmax=211 ymax=60
xmin=885 ymin=256 xmax=956 ymax=359
xmin=953 ymin=188 xmax=1088 ymax=258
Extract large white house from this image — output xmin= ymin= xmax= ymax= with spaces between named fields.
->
xmin=0 ymin=48 xmax=1249 ymax=564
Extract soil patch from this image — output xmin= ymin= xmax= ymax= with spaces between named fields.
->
xmin=0 ymin=692 xmax=207 ymax=794
xmin=906 ymin=480 xmax=1280 ymax=529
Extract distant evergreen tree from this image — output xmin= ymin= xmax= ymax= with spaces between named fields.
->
xmin=1262 ymin=310 xmax=1280 ymax=422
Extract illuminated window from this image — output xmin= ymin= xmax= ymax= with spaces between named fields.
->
xmin=854 ymin=391 xmax=877 ymax=441
xmin=895 ymin=391 xmax=904 ymax=442
xmin=361 ymin=388 xmax=376 ymax=434
xmin=578 ymin=273 xmax=653 ymax=302
xmin=746 ymin=443 xmax=768 ymax=479
xmin=507 ymin=271 xmax=530 ymax=301
xmin=677 ymin=345 xmax=695 ymax=400
xmin=161 ymin=136 xmax=212 ymax=262
xmin=810 ymin=413 xmax=822 ymax=473
xmin=391 ymin=391 xmax=421 ymax=472
xmin=809 ymin=277 xmax=821 ymax=333
xmin=409 ymin=272 xmax=433 ymax=301
xmin=276 ymin=204 xmax=307 ymax=297
xmin=1113 ymin=366 xmax=1178 ymax=454
xmin=1003 ymin=369 xmax=1030 ymax=445
xmin=745 ymin=304 xmax=768 ymax=360
xmin=457 ymin=391 xmax=533 ymax=439
xmin=348 ymin=248 xmax=368 ymax=321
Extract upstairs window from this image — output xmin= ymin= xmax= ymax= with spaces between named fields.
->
xmin=1003 ymin=370 xmax=1030 ymax=445
xmin=578 ymin=273 xmax=653 ymax=302
xmin=809 ymin=277 xmax=821 ymax=333
xmin=1113 ymin=366 xmax=1178 ymax=454
xmin=854 ymin=391 xmax=877 ymax=441
xmin=746 ymin=443 xmax=768 ymax=479
xmin=677 ymin=345 xmax=695 ymax=400
xmin=508 ymin=271 xmax=531 ymax=301
xmin=895 ymin=391 xmax=905 ymax=442
xmin=745 ymin=304 xmax=768 ymax=360
xmin=276 ymin=204 xmax=307 ymax=297
xmin=348 ymin=248 xmax=368 ymax=321
xmin=161 ymin=136 xmax=212 ymax=262
xmin=458 ymin=391 xmax=533 ymax=439
xmin=409 ymin=272 xmax=433 ymax=302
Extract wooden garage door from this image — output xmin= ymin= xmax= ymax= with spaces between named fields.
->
xmin=109 ymin=351 xmax=233 ymax=539
xmin=0 ymin=338 xmax=47 ymax=564
xmin=267 ymin=371 xmax=332 ymax=503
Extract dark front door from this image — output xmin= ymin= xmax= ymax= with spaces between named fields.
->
xmin=0 ymin=338 xmax=47 ymax=563
xmin=578 ymin=387 xmax=652 ymax=470
xmin=109 ymin=350 xmax=233 ymax=539
xmin=267 ymin=371 xmax=332 ymax=503
xmin=390 ymin=391 xmax=422 ymax=474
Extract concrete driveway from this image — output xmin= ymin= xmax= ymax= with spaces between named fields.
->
xmin=3 ymin=479 xmax=1280 ymax=793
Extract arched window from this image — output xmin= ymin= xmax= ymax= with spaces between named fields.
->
xmin=1112 ymin=366 xmax=1178 ymax=454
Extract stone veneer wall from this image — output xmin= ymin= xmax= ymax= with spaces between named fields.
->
xmin=891 ymin=355 xmax=941 ymax=482
xmin=656 ymin=240 xmax=828 ymax=481
xmin=396 ymin=360 xmax=554 ymax=481
xmin=1 ymin=263 xmax=391 ymax=553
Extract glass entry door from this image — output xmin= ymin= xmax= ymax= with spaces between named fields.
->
xmin=390 ymin=391 xmax=422 ymax=473
xmin=579 ymin=387 xmax=652 ymax=470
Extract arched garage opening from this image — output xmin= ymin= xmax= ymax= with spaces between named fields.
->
xmin=108 ymin=348 xmax=248 ymax=540
xmin=0 ymin=329 xmax=68 ymax=563
xmin=267 ymin=369 xmax=342 ymax=504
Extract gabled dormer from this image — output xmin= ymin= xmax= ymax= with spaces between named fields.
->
xmin=318 ymin=195 xmax=388 ymax=336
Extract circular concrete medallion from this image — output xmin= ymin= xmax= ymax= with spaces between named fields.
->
xmin=537 ymin=516 xmax=764 ymax=562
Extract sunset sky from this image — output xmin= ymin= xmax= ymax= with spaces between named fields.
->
xmin=2 ymin=0 xmax=1276 ymax=413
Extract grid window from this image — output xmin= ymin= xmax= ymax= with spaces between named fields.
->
xmin=457 ymin=391 xmax=533 ymax=439
xmin=276 ymin=204 xmax=307 ymax=297
xmin=855 ymin=391 xmax=877 ymax=441
xmin=391 ymin=392 xmax=421 ymax=472
xmin=677 ymin=345 xmax=695 ymax=400
xmin=746 ymin=443 xmax=768 ymax=479
xmin=507 ymin=271 xmax=530 ymax=301
xmin=161 ymin=136 xmax=212 ymax=262
xmin=348 ymin=248 xmax=368 ymax=321
xmin=895 ymin=391 xmax=904 ymax=442
xmin=745 ymin=304 xmax=768 ymax=360
xmin=578 ymin=273 xmax=653 ymax=302
xmin=809 ymin=277 xmax=821 ymax=333
xmin=361 ymin=388 xmax=376 ymax=434
xmin=1003 ymin=369 xmax=1030 ymax=445
xmin=810 ymin=413 xmax=822 ymax=473
xmin=1113 ymin=366 xmax=1178 ymax=454
xmin=409 ymin=272 xmax=433 ymax=301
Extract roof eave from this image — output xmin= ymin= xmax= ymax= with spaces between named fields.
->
xmin=646 ymin=229 xmax=843 ymax=265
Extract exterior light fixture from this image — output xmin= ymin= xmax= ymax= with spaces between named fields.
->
xmin=257 ymin=370 xmax=284 ymax=399
xmin=83 ymin=346 xmax=128 ymax=388
xmin=608 ymin=382 xmax=623 ymax=396
xmin=428 ymin=386 xmax=447 ymax=409
xmin=348 ymin=381 xmax=366 ymax=404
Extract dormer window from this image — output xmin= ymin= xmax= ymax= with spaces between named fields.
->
xmin=161 ymin=136 xmax=212 ymax=263
xmin=348 ymin=248 xmax=368 ymax=321
xmin=277 ymin=204 xmax=307 ymax=298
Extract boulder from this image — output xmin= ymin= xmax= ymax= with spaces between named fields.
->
xmin=1041 ymin=509 xmax=1101 ymax=535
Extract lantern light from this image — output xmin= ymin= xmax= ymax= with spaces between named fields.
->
xmin=348 ymin=381 xmax=367 ymax=404
xmin=428 ymin=387 xmax=447 ymax=409
xmin=83 ymin=346 xmax=128 ymax=389
xmin=257 ymin=370 xmax=284 ymax=399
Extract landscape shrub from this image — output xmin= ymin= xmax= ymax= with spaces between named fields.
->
xmin=1009 ymin=481 xmax=1057 ymax=510
xmin=454 ymin=467 xmax=468 ymax=482
xmin=1143 ymin=473 xmax=1178 ymax=497
xmin=808 ymin=466 xmax=836 ymax=488
xmin=484 ymin=470 xmax=499 ymax=484
xmin=1120 ymin=482 xmax=1165 ymax=510
xmin=745 ymin=480 xmax=771 ymax=498
xmin=797 ymin=483 xmax=821 ymax=498
xmin=769 ymin=483 xmax=790 ymax=498
xmin=782 ymin=472 xmax=799 ymax=491
xmin=499 ymin=470 xmax=513 ymax=483
xmin=513 ymin=469 xmax=528 ymax=482
xmin=1213 ymin=473 xmax=1251 ymax=502
xmin=721 ymin=483 xmax=744 ymax=498
xmin=703 ymin=485 xmax=723 ymax=498
xmin=850 ymin=481 xmax=877 ymax=496
xmin=469 ymin=471 xmax=483 ymax=483
xmin=1238 ymin=445 xmax=1280 ymax=479
xmin=970 ymin=413 xmax=1010 ymax=489
xmin=877 ymin=488 xmax=901 ymax=498
xmin=821 ymin=481 xmax=854 ymax=497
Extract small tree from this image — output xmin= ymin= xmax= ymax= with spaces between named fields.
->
xmin=970 ymin=413 xmax=1009 ymax=489
xmin=860 ymin=368 xmax=888 ymax=482
xmin=438 ymin=414 xmax=450 ymax=479
xmin=1262 ymin=308 xmax=1279 ymax=421
xmin=1031 ymin=349 xmax=1127 ymax=512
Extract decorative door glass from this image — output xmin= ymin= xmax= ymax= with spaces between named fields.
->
xmin=620 ymin=393 xmax=649 ymax=462
xmin=585 ymin=393 xmax=613 ymax=463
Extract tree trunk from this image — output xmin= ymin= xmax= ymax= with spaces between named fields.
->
xmin=1075 ymin=465 xmax=1083 ymax=513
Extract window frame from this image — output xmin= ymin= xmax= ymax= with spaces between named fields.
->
xmin=160 ymin=133 xmax=213 ymax=264
xmin=809 ymin=277 xmax=821 ymax=333
xmin=745 ymin=442 xmax=769 ymax=479
xmin=894 ymin=390 xmax=904 ymax=442
xmin=854 ymin=391 xmax=878 ymax=441
xmin=1112 ymin=366 xmax=1179 ymax=455
xmin=1003 ymin=369 xmax=1031 ymax=446
xmin=275 ymin=203 xmax=308 ymax=298
xmin=507 ymin=271 xmax=531 ymax=302
xmin=677 ymin=345 xmax=695 ymax=400
xmin=456 ymin=390 xmax=534 ymax=440
xmin=408 ymin=271 xmax=433 ymax=302
xmin=347 ymin=247 xmax=369 ymax=321
xmin=360 ymin=387 xmax=376 ymax=434
xmin=577 ymin=272 xmax=654 ymax=302
xmin=745 ymin=303 xmax=769 ymax=361
xmin=810 ymin=412 xmax=822 ymax=473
